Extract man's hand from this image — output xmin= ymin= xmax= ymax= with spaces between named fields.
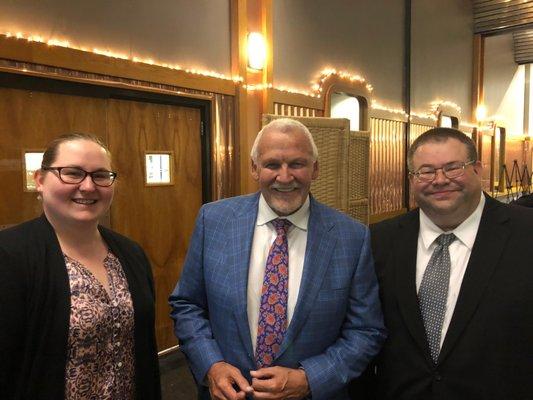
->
xmin=207 ymin=361 xmax=254 ymax=400
xmin=250 ymin=366 xmax=310 ymax=399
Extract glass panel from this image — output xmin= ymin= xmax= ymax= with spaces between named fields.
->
xmin=24 ymin=152 xmax=44 ymax=191
xmin=145 ymin=153 xmax=172 ymax=184
xmin=331 ymin=92 xmax=360 ymax=131
xmin=440 ymin=115 xmax=453 ymax=128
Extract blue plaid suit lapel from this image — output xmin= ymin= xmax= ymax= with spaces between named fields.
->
xmin=231 ymin=193 xmax=260 ymax=364
xmin=276 ymin=198 xmax=336 ymax=360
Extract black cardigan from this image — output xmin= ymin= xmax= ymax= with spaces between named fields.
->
xmin=0 ymin=216 xmax=161 ymax=399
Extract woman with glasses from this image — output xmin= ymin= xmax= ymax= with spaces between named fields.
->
xmin=0 ymin=133 xmax=161 ymax=399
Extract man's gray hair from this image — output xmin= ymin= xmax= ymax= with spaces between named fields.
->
xmin=250 ymin=118 xmax=319 ymax=162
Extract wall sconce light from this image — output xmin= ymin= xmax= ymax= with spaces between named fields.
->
xmin=475 ymin=104 xmax=487 ymax=123
xmin=247 ymin=32 xmax=266 ymax=70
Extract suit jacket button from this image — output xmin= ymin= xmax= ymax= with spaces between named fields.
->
xmin=434 ymin=372 xmax=442 ymax=381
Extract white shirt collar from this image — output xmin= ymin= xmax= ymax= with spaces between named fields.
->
xmin=256 ymin=194 xmax=310 ymax=231
xmin=419 ymin=193 xmax=485 ymax=250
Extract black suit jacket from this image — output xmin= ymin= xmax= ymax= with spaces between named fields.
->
xmin=0 ymin=215 xmax=161 ymax=400
xmin=354 ymin=195 xmax=533 ymax=400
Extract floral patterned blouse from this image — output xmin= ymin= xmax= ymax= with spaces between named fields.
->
xmin=63 ymin=252 xmax=135 ymax=399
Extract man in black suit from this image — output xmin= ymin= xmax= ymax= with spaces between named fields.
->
xmin=356 ymin=128 xmax=533 ymax=400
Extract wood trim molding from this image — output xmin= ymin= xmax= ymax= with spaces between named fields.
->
xmin=0 ymin=65 xmax=214 ymax=102
xmin=0 ymin=35 xmax=236 ymax=96
xmin=262 ymin=0 xmax=274 ymax=114
xmin=271 ymin=89 xmax=323 ymax=110
xmin=435 ymin=104 xmax=461 ymax=120
xmin=369 ymin=108 xmax=409 ymax=123
xmin=471 ymin=34 xmax=485 ymax=122
xmin=458 ymin=123 xmax=477 ymax=135
xmin=409 ymin=115 xmax=437 ymax=127
xmin=323 ymin=77 xmax=372 ymax=115
xmin=322 ymin=75 xmax=372 ymax=131
xmin=231 ymin=0 xmax=248 ymax=194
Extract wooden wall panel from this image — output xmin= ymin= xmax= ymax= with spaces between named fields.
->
xmin=407 ymin=123 xmax=434 ymax=208
xmin=0 ymin=85 xmax=205 ymax=352
xmin=480 ymin=133 xmax=494 ymax=191
xmin=0 ymin=88 xmax=107 ymax=227
xmin=370 ymin=118 xmax=405 ymax=215
xmin=212 ymin=93 xmax=236 ymax=199
xmin=107 ymin=99 xmax=203 ymax=351
xmin=409 ymin=123 xmax=434 ymax=145
xmin=0 ymin=36 xmax=236 ymax=96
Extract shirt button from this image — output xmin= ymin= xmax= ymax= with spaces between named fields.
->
xmin=117 ymin=362 xmax=123 ymax=368
xmin=116 ymin=342 xmax=121 ymax=347
xmin=115 ymin=323 xmax=121 ymax=328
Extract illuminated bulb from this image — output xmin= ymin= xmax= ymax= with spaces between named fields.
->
xmin=475 ymin=104 xmax=487 ymax=122
xmin=247 ymin=32 xmax=266 ymax=70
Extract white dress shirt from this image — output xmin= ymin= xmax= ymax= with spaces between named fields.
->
xmin=247 ymin=195 xmax=310 ymax=353
xmin=416 ymin=193 xmax=485 ymax=349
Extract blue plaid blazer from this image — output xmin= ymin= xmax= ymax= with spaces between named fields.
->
xmin=169 ymin=193 xmax=385 ymax=399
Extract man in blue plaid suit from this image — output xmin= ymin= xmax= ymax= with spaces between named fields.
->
xmin=170 ymin=118 xmax=385 ymax=400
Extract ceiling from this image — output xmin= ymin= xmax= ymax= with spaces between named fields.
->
xmin=473 ymin=0 xmax=533 ymax=64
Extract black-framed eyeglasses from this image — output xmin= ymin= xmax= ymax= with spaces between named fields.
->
xmin=410 ymin=160 xmax=476 ymax=183
xmin=42 ymin=166 xmax=117 ymax=187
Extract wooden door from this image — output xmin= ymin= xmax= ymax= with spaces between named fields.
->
xmin=0 ymin=87 xmax=107 ymax=228
xmin=0 ymin=84 xmax=206 ymax=352
xmin=107 ymin=99 xmax=203 ymax=351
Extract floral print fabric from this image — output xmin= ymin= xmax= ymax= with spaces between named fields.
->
xmin=255 ymin=218 xmax=291 ymax=368
xmin=64 ymin=252 xmax=135 ymax=399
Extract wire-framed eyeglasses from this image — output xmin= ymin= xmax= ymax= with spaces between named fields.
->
xmin=410 ymin=160 xmax=476 ymax=183
xmin=42 ymin=166 xmax=117 ymax=187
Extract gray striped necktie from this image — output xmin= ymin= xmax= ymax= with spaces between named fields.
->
xmin=418 ymin=233 xmax=456 ymax=363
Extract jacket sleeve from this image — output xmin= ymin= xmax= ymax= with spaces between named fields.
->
xmin=0 ymin=245 xmax=26 ymax=399
xmin=299 ymin=227 xmax=387 ymax=399
xmin=137 ymin=244 xmax=162 ymax=400
xmin=168 ymin=206 xmax=224 ymax=383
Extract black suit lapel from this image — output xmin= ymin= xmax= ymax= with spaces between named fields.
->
xmin=439 ymin=197 xmax=510 ymax=362
xmin=393 ymin=211 xmax=433 ymax=362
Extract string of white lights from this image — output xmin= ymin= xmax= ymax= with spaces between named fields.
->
xmin=1 ymin=31 xmax=473 ymax=123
